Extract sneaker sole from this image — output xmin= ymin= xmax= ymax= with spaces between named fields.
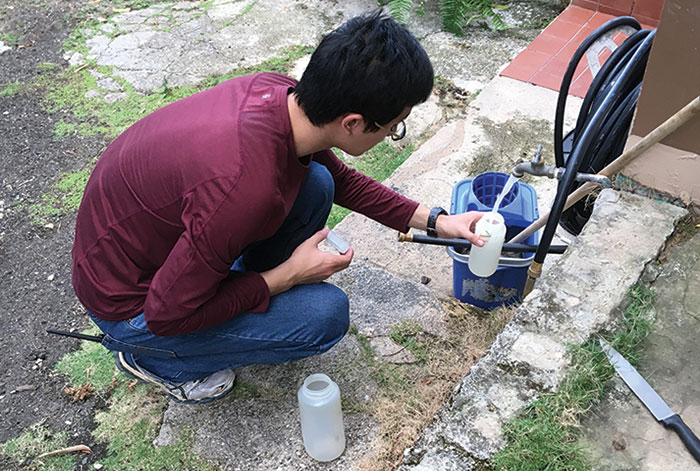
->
xmin=115 ymin=352 xmax=235 ymax=405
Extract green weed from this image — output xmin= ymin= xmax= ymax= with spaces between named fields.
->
xmin=349 ymin=325 xmax=411 ymax=395
xmin=0 ymin=80 xmax=22 ymax=96
xmin=54 ymin=324 xmax=119 ymax=393
xmin=52 ymin=326 xmax=221 ymax=471
xmin=490 ymin=285 xmax=656 ymax=470
xmin=0 ymin=31 xmax=23 ymax=46
xmin=0 ymin=423 xmax=75 ymax=471
xmin=92 ymin=386 xmax=219 ymax=471
xmin=390 ymin=319 xmax=429 ymax=362
xmin=36 ymin=44 xmax=312 ymax=140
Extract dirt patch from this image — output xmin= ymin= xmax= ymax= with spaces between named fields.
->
xmin=464 ymin=114 xmax=554 ymax=180
xmin=0 ymin=1 xmax=110 ymax=469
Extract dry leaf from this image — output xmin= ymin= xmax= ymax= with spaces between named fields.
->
xmin=37 ymin=444 xmax=91 ymax=458
xmin=64 ymin=383 xmax=94 ymax=402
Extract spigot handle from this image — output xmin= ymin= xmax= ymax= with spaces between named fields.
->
xmin=533 ymin=145 xmax=543 ymax=165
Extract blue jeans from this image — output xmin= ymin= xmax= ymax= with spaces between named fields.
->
xmin=90 ymin=162 xmax=350 ymax=383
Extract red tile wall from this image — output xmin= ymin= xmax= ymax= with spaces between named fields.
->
xmin=571 ymin=0 xmax=664 ymax=24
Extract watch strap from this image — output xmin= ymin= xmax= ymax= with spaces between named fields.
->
xmin=427 ymin=207 xmax=447 ymax=237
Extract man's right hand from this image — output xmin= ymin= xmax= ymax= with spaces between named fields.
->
xmin=260 ymin=227 xmax=354 ymax=296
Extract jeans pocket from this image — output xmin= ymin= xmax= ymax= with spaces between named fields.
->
xmin=101 ymin=334 xmax=178 ymax=359
xmin=126 ymin=313 xmax=151 ymax=333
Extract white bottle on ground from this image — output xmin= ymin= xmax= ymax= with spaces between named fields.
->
xmin=298 ymin=373 xmax=346 ymax=462
xmin=468 ymin=212 xmax=506 ymax=277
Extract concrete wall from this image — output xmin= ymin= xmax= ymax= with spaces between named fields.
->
xmin=623 ymin=0 xmax=700 ymax=204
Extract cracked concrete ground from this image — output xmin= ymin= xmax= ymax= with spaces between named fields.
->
xmin=581 ymin=231 xmax=700 ymax=471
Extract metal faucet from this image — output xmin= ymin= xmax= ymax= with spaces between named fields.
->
xmin=511 ymin=145 xmax=612 ymax=188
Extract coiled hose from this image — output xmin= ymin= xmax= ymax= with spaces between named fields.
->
xmin=533 ymin=17 xmax=656 ymax=269
xmin=555 ymin=17 xmax=656 ymax=235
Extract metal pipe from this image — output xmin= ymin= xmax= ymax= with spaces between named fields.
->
xmin=47 ymin=329 xmax=104 ymax=343
xmin=574 ymin=173 xmax=612 ymax=187
xmin=511 ymin=161 xmax=561 ymax=179
xmin=398 ymin=232 xmax=568 ymax=254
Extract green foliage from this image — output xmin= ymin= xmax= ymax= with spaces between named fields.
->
xmin=54 ymin=324 xmax=120 ymax=393
xmin=92 ymin=386 xmax=219 ymax=471
xmin=386 ymin=0 xmax=413 ymax=24
xmin=381 ymin=0 xmax=507 ymax=32
xmin=351 ymin=325 xmax=412 ymax=395
xmin=0 ymin=31 xmax=23 ymax=46
xmin=36 ymin=45 xmax=313 ymax=140
xmin=52 ymin=331 xmax=220 ymax=471
xmin=326 ymin=142 xmax=414 ymax=228
xmin=0 ymin=80 xmax=21 ymax=96
xmin=440 ymin=0 xmax=507 ymax=34
xmin=0 ymin=423 xmax=75 ymax=471
xmin=390 ymin=320 xmax=429 ymax=362
xmin=490 ymin=285 xmax=656 ymax=470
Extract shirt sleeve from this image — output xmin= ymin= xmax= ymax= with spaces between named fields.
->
xmin=143 ymin=183 xmax=272 ymax=337
xmin=315 ymin=149 xmax=419 ymax=232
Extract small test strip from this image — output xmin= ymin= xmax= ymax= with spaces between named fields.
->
xmin=326 ymin=230 xmax=350 ymax=254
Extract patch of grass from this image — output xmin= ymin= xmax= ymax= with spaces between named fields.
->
xmin=389 ymin=320 xmax=429 ymax=363
xmin=92 ymin=386 xmax=220 ymax=471
xmin=27 ymin=161 xmax=95 ymax=223
xmin=36 ymin=44 xmax=313 ymax=139
xmin=327 ymin=142 xmax=414 ymax=228
xmin=0 ymin=80 xmax=22 ymax=96
xmin=0 ymin=31 xmax=23 ymax=46
xmin=53 ymin=330 xmax=221 ymax=470
xmin=354 ymin=303 xmax=516 ymax=471
xmin=490 ymin=285 xmax=656 ymax=471
xmin=55 ymin=324 xmax=120 ymax=393
xmin=1 ymin=423 xmax=75 ymax=471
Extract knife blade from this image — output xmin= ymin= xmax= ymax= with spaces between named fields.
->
xmin=600 ymin=339 xmax=700 ymax=463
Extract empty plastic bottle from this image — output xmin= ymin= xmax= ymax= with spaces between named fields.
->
xmin=468 ymin=212 xmax=506 ymax=277
xmin=297 ymin=373 xmax=345 ymax=461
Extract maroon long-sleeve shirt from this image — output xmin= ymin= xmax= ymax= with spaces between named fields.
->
xmin=71 ymin=73 xmax=419 ymax=336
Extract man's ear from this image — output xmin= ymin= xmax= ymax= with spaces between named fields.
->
xmin=340 ymin=113 xmax=366 ymax=135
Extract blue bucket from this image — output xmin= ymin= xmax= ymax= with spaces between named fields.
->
xmin=448 ymin=172 xmax=539 ymax=309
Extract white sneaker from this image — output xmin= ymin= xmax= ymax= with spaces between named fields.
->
xmin=116 ymin=352 xmax=236 ymax=404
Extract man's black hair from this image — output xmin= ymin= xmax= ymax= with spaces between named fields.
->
xmin=294 ymin=10 xmax=434 ymax=132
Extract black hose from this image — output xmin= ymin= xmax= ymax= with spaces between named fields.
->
xmin=400 ymin=233 xmax=568 ymax=254
xmin=536 ymin=24 xmax=656 ymax=264
xmin=556 ymin=22 xmax=655 ymax=236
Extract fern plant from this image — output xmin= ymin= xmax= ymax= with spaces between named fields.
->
xmin=380 ymin=0 xmax=508 ymax=33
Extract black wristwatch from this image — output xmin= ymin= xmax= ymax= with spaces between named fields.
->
xmin=426 ymin=207 xmax=447 ymax=237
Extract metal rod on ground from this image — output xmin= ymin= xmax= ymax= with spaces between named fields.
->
xmin=47 ymin=329 xmax=104 ymax=343
xmin=398 ymin=232 xmax=568 ymax=254
xmin=510 ymin=95 xmax=700 ymax=246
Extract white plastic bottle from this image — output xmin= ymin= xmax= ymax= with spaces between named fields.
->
xmin=468 ymin=212 xmax=506 ymax=277
xmin=297 ymin=373 xmax=346 ymax=462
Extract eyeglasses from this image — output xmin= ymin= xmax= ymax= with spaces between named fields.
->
xmin=374 ymin=120 xmax=406 ymax=141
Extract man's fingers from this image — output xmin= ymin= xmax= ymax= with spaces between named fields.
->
xmin=310 ymin=226 xmax=331 ymax=245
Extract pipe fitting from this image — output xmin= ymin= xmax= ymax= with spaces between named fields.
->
xmin=574 ymin=173 xmax=613 ymax=188
xmin=511 ymin=161 xmax=562 ymax=179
